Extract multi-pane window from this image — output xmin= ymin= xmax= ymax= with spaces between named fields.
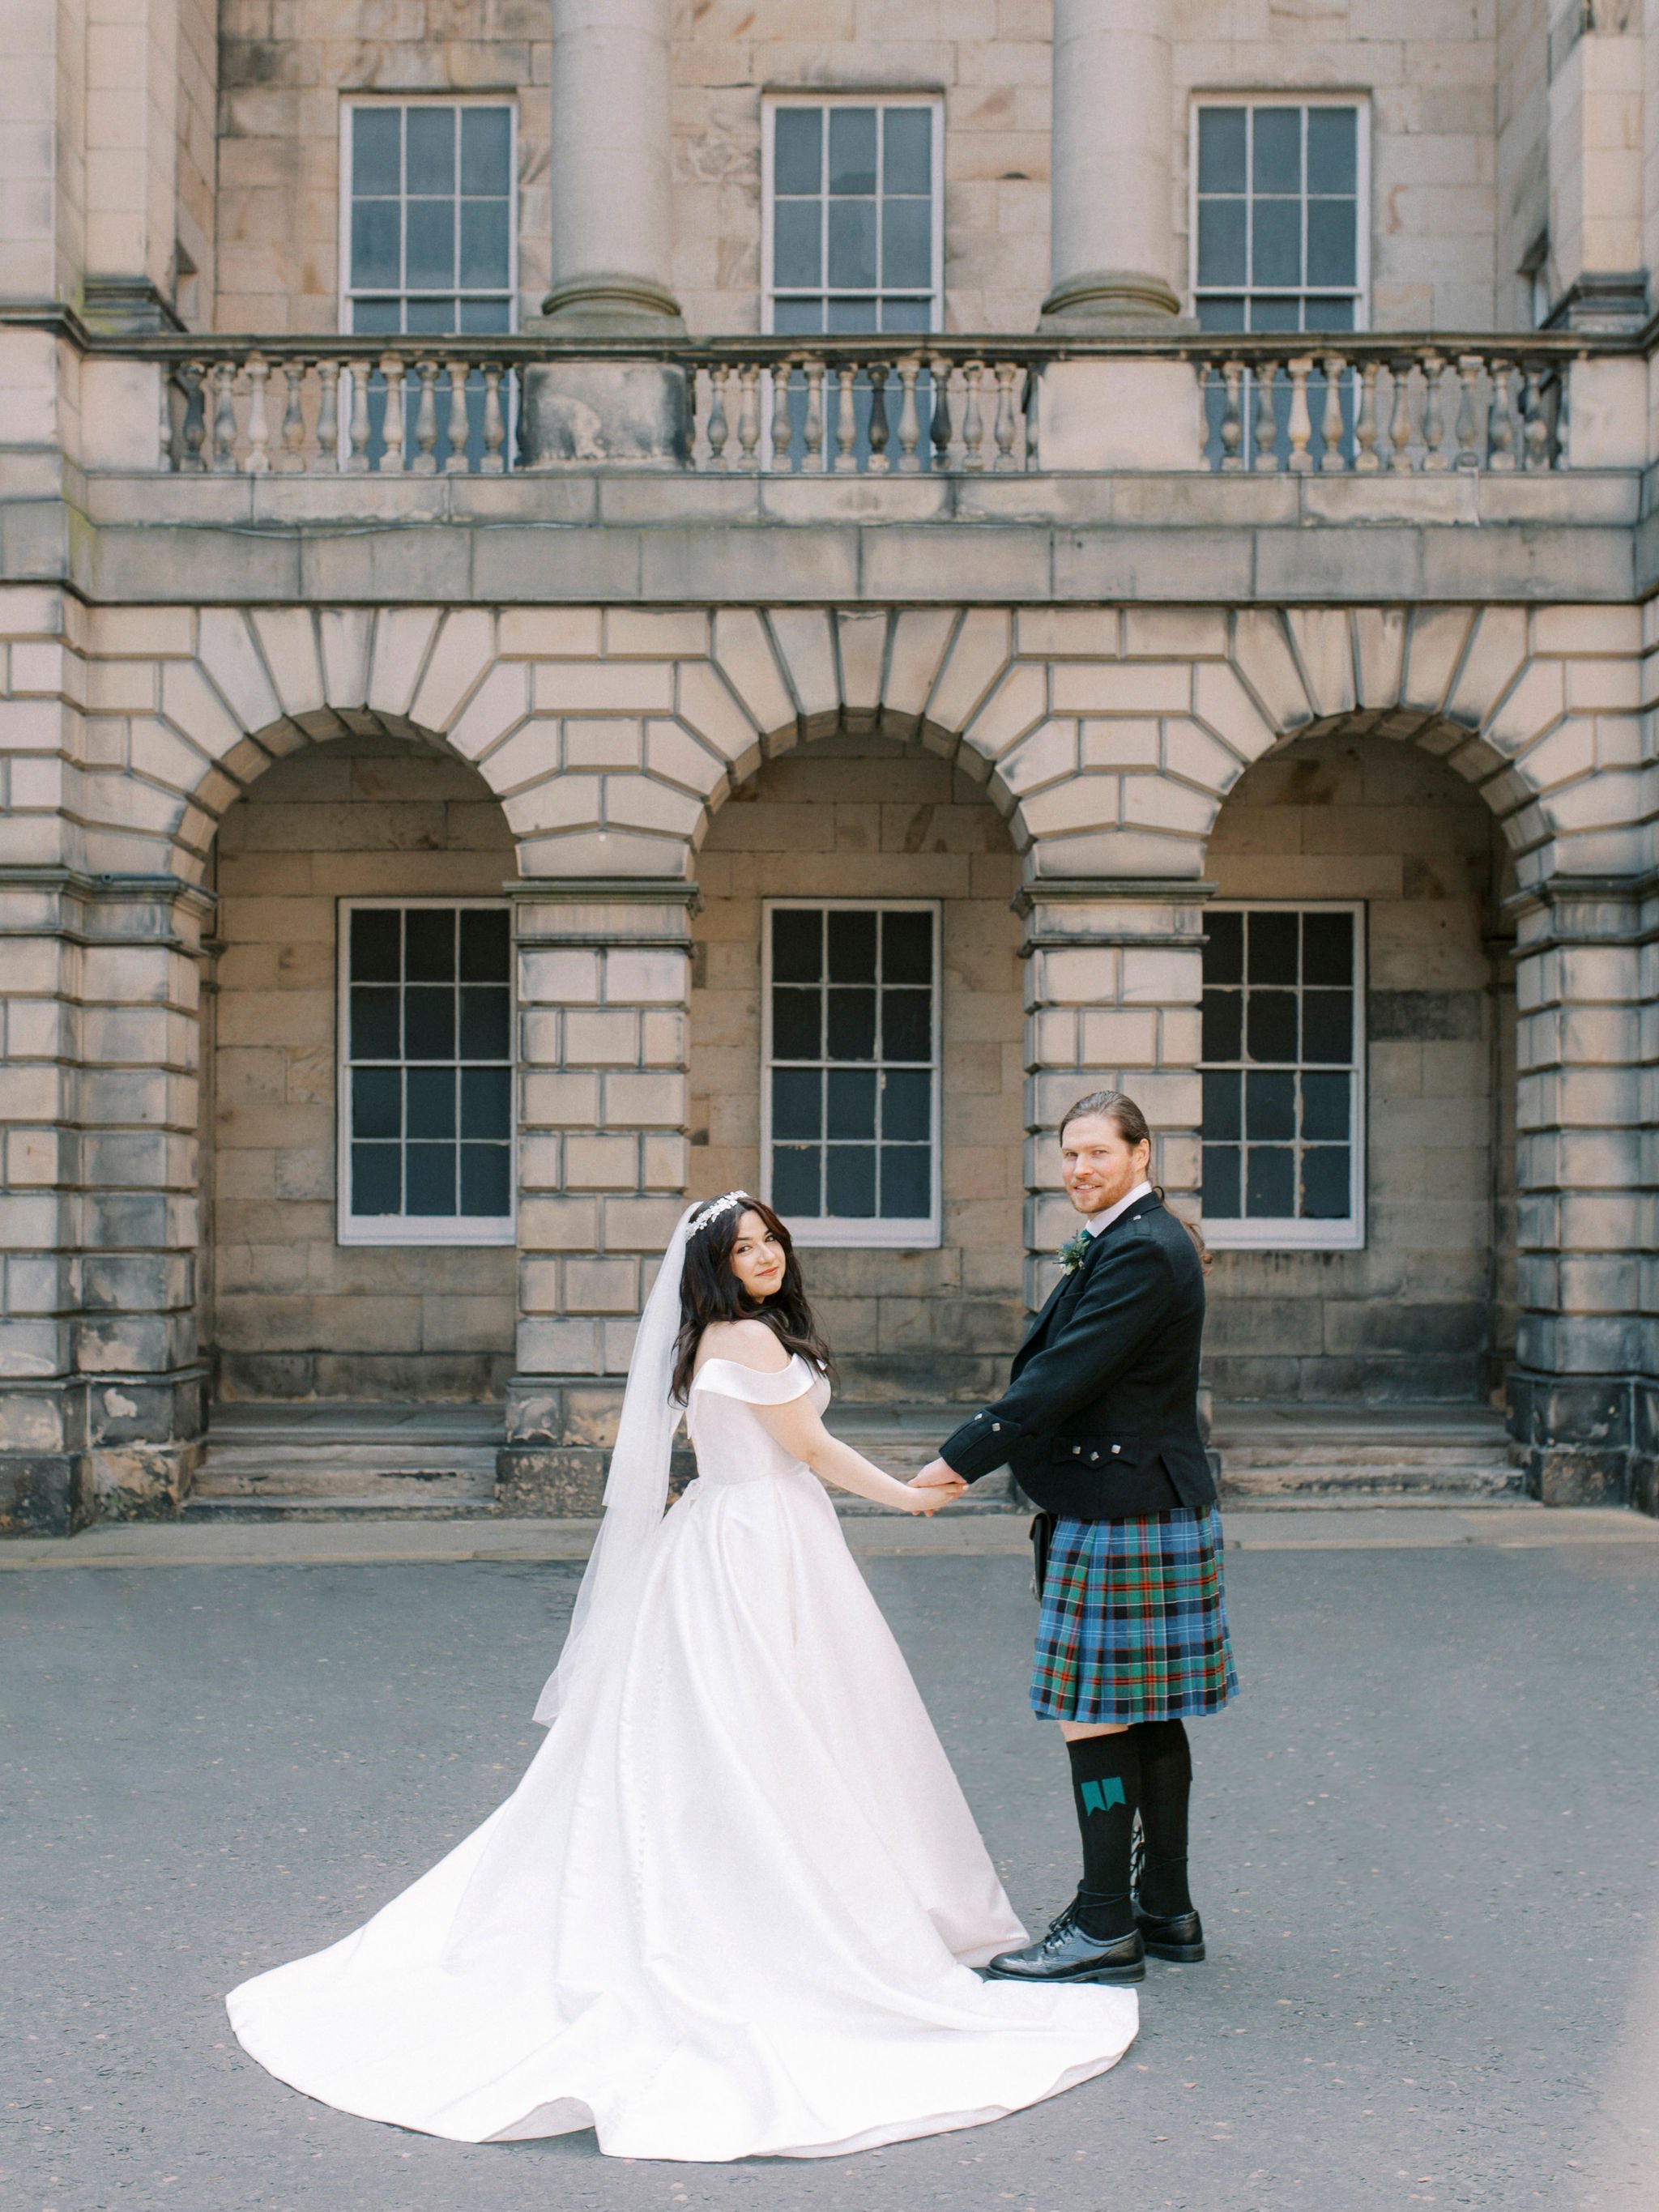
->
xmin=1200 ymin=905 xmax=1364 ymax=1250
xmin=343 ymin=102 xmax=514 ymax=335
xmin=1192 ymin=101 xmax=1366 ymax=334
xmin=765 ymin=98 xmax=941 ymax=335
xmin=763 ymin=902 xmax=940 ymax=1247
xmin=339 ymin=903 xmax=514 ymax=1246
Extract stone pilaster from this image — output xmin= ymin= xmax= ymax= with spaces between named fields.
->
xmin=1508 ymin=874 xmax=1658 ymax=1509
xmin=1017 ymin=879 xmax=1207 ymax=1309
xmin=498 ymin=879 xmax=695 ymax=1511
xmin=0 ymin=870 xmax=208 ymax=1535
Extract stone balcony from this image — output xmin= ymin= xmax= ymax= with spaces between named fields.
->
xmin=1 ymin=318 xmax=1653 ymax=610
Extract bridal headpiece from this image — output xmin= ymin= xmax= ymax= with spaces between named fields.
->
xmin=689 ymin=1190 xmax=750 ymax=1237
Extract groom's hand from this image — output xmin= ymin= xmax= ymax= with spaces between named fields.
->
xmin=910 ymin=1458 xmax=966 ymax=1497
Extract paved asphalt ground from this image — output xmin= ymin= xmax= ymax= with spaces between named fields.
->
xmin=4 ymin=1509 xmax=1659 ymax=2212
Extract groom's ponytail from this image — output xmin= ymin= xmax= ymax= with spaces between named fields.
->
xmin=1059 ymin=1089 xmax=1212 ymax=1276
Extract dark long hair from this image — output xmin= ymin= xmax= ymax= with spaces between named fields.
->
xmin=670 ymin=1195 xmax=836 ymax=1404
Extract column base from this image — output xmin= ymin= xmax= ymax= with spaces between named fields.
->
xmin=0 ymin=1369 xmax=207 ymax=1536
xmin=1038 ymin=268 xmax=1196 ymax=333
xmin=1506 ymin=1368 xmax=1651 ymax=1508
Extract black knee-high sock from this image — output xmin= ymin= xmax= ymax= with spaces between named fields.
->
xmin=1133 ymin=1719 xmax=1193 ymax=1916
xmin=1066 ymin=1733 xmax=1141 ymax=1941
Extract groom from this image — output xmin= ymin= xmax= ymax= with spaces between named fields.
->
xmin=912 ymin=1090 xmax=1237 ymax=1985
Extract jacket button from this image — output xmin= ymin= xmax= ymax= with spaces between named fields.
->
xmin=1072 ymin=1445 xmax=1081 ymax=1456
xmin=1090 ymin=1451 xmax=1099 ymax=1463
xmin=1111 ymin=1444 xmax=1121 ymax=1455
xmin=992 ymin=1423 xmax=1000 ymax=1432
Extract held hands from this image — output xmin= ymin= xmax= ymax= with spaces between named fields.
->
xmin=906 ymin=1457 xmax=967 ymax=1514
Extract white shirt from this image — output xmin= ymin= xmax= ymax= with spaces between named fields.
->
xmin=1084 ymin=1179 xmax=1154 ymax=1238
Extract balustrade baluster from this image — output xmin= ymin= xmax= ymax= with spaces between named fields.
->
xmin=706 ymin=366 xmax=731 ymax=470
xmin=160 ymin=368 xmax=177 ymax=470
xmin=1286 ymin=356 xmax=1314 ymax=471
xmin=1353 ymin=361 xmax=1380 ymax=473
xmin=480 ymin=365 xmax=506 ymax=473
xmin=736 ymin=365 xmax=762 ymax=467
xmin=832 ymin=365 xmax=859 ymax=472
xmin=1386 ymin=357 xmax=1416 ymax=471
xmin=444 ymin=362 xmax=471 ymax=472
xmin=211 ymin=361 xmax=239 ymax=471
xmin=346 ymin=364 xmax=372 ymax=473
xmin=769 ymin=361 xmax=795 ymax=470
xmin=1218 ymin=361 xmax=1244 ymax=471
xmin=177 ymin=363 xmax=207 ymax=473
xmin=411 ymin=360 xmax=441 ymax=473
xmin=961 ymin=361 xmax=986 ymax=472
xmin=379 ymin=352 xmax=407 ymax=474
xmin=244 ymin=354 xmax=272 ymax=474
xmin=1419 ymin=350 xmax=1449 ymax=471
xmin=275 ymin=360 xmax=307 ymax=471
xmin=928 ymin=357 xmax=953 ymax=471
xmin=1452 ymin=354 xmax=1482 ymax=469
xmin=865 ymin=364 xmax=891 ymax=474
xmin=992 ymin=363 xmax=1020 ymax=471
xmin=894 ymin=357 xmax=922 ymax=472
xmin=1252 ymin=361 xmax=1278 ymax=471
xmin=1486 ymin=360 xmax=1516 ymax=471
xmin=1316 ymin=355 xmax=1348 ymax=471
xmin=314 ymin=360 xmax=341 ymax=473
xmin=802 ymin=360 xmax=826 ymax=471
xmin=1522 ymin=364 xmax=1552 ymax=471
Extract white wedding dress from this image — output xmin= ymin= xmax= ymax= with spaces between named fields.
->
xmin=227 ymin=1350 xmax=1138 ymax=2161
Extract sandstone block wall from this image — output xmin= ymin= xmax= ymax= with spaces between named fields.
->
xmin=210 ymin=731 xmax=517 ymax=1400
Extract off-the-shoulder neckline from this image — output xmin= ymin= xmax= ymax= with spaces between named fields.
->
xmin=689 ymin=1350 xmax=809 ymax=1390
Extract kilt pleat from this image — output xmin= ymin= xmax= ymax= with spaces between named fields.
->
xmin=1030 ymin=1506 xmax=1239 ymax=1724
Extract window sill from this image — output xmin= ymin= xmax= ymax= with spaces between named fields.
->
xmin=783 ymin=1217 xmax=941 ymax=1251
xmin=339 ymin=1217 xmax=516 ymax=1248
xmin=1203 ymin=1221 xmax=1364 ymax=1253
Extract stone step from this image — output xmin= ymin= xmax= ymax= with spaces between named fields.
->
xmin=1220 ymin=1461 xmax=1525 ymax=1501
xmin=1210 ymin=1399 xmax=1523 ymax=1502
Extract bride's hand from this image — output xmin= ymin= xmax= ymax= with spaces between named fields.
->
xmin=904 ymin=1472 xmax=966 ymax=1513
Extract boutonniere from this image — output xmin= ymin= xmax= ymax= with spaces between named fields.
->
xmin=1057 ymin=1227 xmax=1094 ymax=1275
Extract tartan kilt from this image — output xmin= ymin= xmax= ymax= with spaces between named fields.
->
xmin=1030 ymin=1506 xmax=1239 ymax=1724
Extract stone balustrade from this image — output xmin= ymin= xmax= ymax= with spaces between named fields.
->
xmin=37 ymin=326 xmax=1631 ymax=476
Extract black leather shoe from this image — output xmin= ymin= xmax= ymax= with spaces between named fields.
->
xmin=1135 ymin=1903 xmax=1205 ymax=1963
xmin=985 ymin=1910 xmax=1145 ymax=1985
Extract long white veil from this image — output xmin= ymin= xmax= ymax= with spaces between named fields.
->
xmin=531 ymin=1202 xmax=699 ymax=1726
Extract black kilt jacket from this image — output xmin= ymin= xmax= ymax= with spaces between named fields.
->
xmin=938 ymin=1190 xmax=1213 ymax=1521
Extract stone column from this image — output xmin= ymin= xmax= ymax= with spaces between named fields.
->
xmin=1546 ymin=1 xmax=1647 ymax=330
xmin=1018 ymin=879 xmax=1206 ymax=1302
xmin=0 ymin=871 xmax=208 ymax=1535
xmin=498 ymin=880 xmax=695 ymax=1510
xmin=521 ymin=0 xmax=689 ymax=466
xmin=1041 ymin=0 xmax=1183 ymax=331
xmin=1508 ymin=876 xmax=1657 ymax=1511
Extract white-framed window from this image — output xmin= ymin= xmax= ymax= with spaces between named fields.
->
xmin=1199 ymin=903 xmax=1366 ymax=1251
xmin=1190 ymin=98 xmax=1369 ymax=334
xmin=762 ymin=95 xmax=943 ymax=335
xmin=337 ymin=901 xmax=515 ymax=1247
xmin=340 ymin=97 xmax=517 ymax=336
xmin=761 ymin=901 xmax=941 ymax=1250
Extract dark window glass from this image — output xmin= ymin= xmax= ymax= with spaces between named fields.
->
xmin=459 ymin=985 xmax=510 ymax=1059
xmin=461 ymin=1064 xmax=510 ymax=1139
xmin=1307 ymin=104 xmax=1357 ymax=194
xmin=352 ymin=297 xmax=403 ymax=335
xmin=1202 ymin=988 xmax=1243 ymax=1063
xmin=827 ymin=987 xmax=876 ymax=1060
xmin=1198 ymin=106 xmax=1247 ymax=194
xmin=352 ymin=1066 xmax=400 ymax=1140
xmin=884 ymin=106 xmax=931 ymax=194
xmin=460 ymin=1144 xmax=510 ymax=1216
xmin=1301 ymin=1069 xmax=1349 ymax=1141
xmin=772 ymin=908 xmax=821 ymax=982
xmin=1246 ymin=1069 xmax=1295 ymax=1140
xmin=404 ymin=986 xmax=455 ymax=1060
xmin=353 ymin=106 xmax=402 ymax=196
xmin=881 ymin=989 xmax=931 ymax=1062
xmin=882 ymin=196 xmax=931 ymax=288
xmin=405 ymin=908 xmax=455 ymax=980
xmin=405 ymin=198 xmax=455 ymax=290
xmin=1196 ymin=294 xmax=1247 ymax=333
xmin=459 ymin=906 xmax=510 ymax=981
xmin=774 ymin=106 xmax=822 ymax=195
xmin=881 ymin=296 xmax=932 ymax=333
xmin=405 ymin=105 xmax=454 ymax=194
xmin=351 ymin=986 xmax=399 ymax=1059
xmin=352 ymin=200 xmax=401 ymax=290
xmin=883 ymin=1068 xmax=930 ymax=1143
xmin=406 ymin=1066 xmax=455 ymax=1139
xmin=1301 ymin=1145 xmax=1350 ymax=1219
xmin=1252 ymin=197 xmax=1301 ymax=288
xmin=828 ymin=106 xmax=877 ymax=194
xmin=881 ymin=1146 xmax=930 ymax=1218
xmin=1197 ymin=198 xmax=1247 ymax=288
xmin=351 ymin=906 xmax=402 ymax=981
xmin=460 ymin=198 xmax=510 ymax=288
xmin=1248 ymin=910 xmax=1299 ymax=983
xmin=1202 ymin=1068 xmax=1242 ymax=1142
xmin=825 ymin=293 xmax=880 ymax=332
xmin=1303 ymin=295 xmax=1355 ymax=331
xmin=1302 ymin=991 xmax=1352 ymax=1063
xmin=1202 ymin=1144 xmax=1242 ymax=1217
xmin=352 ymin=1144 xmax=401 ymax=1215
xmin=828 ymin=908 xmax=877 ymax=981
xmin=826 ymin=1144 xmax=876 ymax=1217
xmin=827 ymin=198 xmax=878 ymax=288
xmin=882 ymin=909 xmax=932 ymax=982
xmin=1203 ymin=909 xmax=1243 ymax=983
xmin=406 ymin=1142 xmax=457 ymax=1216
xmin=1301 ymin=909 xmax=1353 ymax=986
xmin=1306 ymin=198 xmax=1355 ymax=288
xmin=772 ymin=1144 xmax=821 ymax=1216
xmin=772 ymin=1068 xmax=821 ymax=1141
xmin=1247 ymin=1146 xmax=1295 ymax=1217
xmin=1253 ymin=106 xmax=1302 ymax=194
xmin=827 ymin=1068 xmax=877 ymax=1138
xmin=774 ymin=296 xmax=826 ymax=334
xmin=772 ymin=987 xmax=821 ymax=1059
xmin=1247 ymin=990 xmax=1297 ymax=1063
xmin=460 ymin=104 xmax=510 ymax=194
xmin=774 ymin=200 xmax=821 ymax=288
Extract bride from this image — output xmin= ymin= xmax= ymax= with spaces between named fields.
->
xmin=227 ymin=1193 xmax=1138 ymax=2162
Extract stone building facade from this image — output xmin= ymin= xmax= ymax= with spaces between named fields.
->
xmin=0 ymin=0 xmax=1655 ymax=1533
